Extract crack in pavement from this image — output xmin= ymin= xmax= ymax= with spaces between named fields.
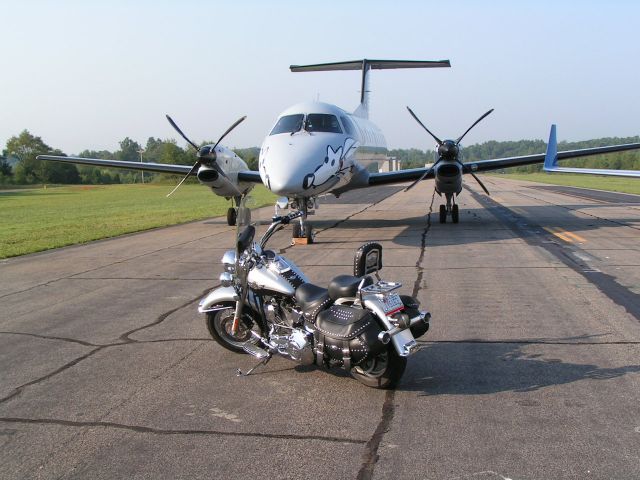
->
xmin=0 ymin=288 xmax=211 ymax=406
xmin=277 ymin=187 xmax=404 ymax=255
xmin=357 ymin=188 xmax=435 ymax=480
xmin=119 ymin=287 xmax=211 ymax=343
xmin=0 ymin=417 xmax=366 ymax=445
xmin=0 ymin=348 xmax=102 ymax=405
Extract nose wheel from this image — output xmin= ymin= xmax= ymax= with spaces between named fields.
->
xmin=292 ymin=222 xmax=314 ymax=243
xmin=438 ymin=195 xmax=459 ymax=224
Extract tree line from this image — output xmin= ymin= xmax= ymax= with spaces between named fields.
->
xmin=1 ymin=129 xmax=638 ymax=186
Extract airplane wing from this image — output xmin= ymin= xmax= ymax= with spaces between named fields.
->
xmin=367 ymin=137 xmax=640 ymax=186
xmin=36 ymin=154 xmax=265 ymax=183
xmin=37 ymin=155 xmax=193 ymax=175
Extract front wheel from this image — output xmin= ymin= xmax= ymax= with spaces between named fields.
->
xmin=350 ymin=346 xmax=407 ymax=389
xmin=206 ymin=305 xmax=262 ymax=353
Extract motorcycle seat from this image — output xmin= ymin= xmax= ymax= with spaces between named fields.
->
xmin=328 ymin=275 xmax=373 ymax=301
xmin=295 ymin=283 xmax=332 ymax=322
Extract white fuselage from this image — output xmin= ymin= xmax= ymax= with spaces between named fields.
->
xmin=259 ymin=101 xmax=387 ymax=198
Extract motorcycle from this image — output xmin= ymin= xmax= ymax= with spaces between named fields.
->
xmin=198 ymin=210 xmax=431 ymax=388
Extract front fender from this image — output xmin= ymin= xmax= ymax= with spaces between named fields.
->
xmin=198 ymin=286 xmax=239 ymax=313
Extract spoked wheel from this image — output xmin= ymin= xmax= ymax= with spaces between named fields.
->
xmin=206 ymin=305 xmax=262 ymax=353
xmin=227 ymin=208 xmax=237 ymax=226
xmin=439 ymin=205 xmax=447 ymax=223
xmin=350 ymin=346 xmax=407 ymax=389
xmin=451 ymin=204 xmax=459 ymax=223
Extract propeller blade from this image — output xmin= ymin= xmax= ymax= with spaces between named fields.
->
xmin=166 ymin=161 xmax=200 ymax=197
xmin=406 ymin=107 xmax=442 ymax=145
xmin=404 ymin=159 xmax=441 ymax=192
xmin=212 ymin=115 xmax=247 ymax=150
xmin=470 ymin=171 xmax=490 ymax=196
xmin=455 ymin=108 xmax=494 ymax=145
xmin=166 ymin=115 xmax=199 ymax=150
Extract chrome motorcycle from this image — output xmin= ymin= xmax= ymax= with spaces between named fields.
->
xmin=198 ymin=211 xmax=431 ymax=388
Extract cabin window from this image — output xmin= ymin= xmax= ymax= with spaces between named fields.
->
xmin=270 ymin=114 xmax=304 ymax=135
xmin=304 ymin=114 xmax=342 ymax=133
xmin=340 ymin=116 xmax=356 ymax=136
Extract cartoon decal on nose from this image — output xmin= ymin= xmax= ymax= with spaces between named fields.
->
xmin=303 ymin=138 xmax=358 ymax=190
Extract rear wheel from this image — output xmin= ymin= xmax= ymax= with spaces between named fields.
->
xmin=451 ymin=204 xmax=459 ymax=223
xmin=350 ymin=346 xmax=407 ymax=389
xmin=439 ymin=205 xmax=447 ymax=223
xmin=206 ymin=305 xmax=262 ymax=353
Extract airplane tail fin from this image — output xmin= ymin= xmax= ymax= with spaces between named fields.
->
xmin=290 ymin=59 xmax=450 ymax=119
xmin=543 ymin=124 xmax=558 ymax=172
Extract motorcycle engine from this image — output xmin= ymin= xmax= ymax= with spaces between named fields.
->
xmin=265 ymin=299 xmax=314 ymax=365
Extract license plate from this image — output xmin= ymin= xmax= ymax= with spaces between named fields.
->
xmin=382 ymin=294 xmax=404 ymax=314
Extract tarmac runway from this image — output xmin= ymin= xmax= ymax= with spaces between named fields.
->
xmin=1 ymin=177 xmax=639 ymax=479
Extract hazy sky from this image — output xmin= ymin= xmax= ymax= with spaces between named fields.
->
xmin=2 ymin=0 xmax=639 ymax=155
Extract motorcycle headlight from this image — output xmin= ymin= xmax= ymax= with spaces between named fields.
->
xmin=219 ymin=272 xmax=233 ymax=287
xmin=221 ymin=250 xmax=236 ymax=273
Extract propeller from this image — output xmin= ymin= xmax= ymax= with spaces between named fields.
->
xmin=404 ymin=107 xmax=494 ymax=194
xmin=166 ymin=115 xmax=247 ymax=197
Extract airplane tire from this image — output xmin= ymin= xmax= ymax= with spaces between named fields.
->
xmin=439 ymin=205 xmax=447 ymax=224
xmin=452 ymin=204 xmax=459 ymax=223
xmin=292 ymin=223 xmax=301 ymax=238
xmin=304 ymin=223 xmax=313 ymax=244
xmin=227 ymin=208 xmax=237 ymax=226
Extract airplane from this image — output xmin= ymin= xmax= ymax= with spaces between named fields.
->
xmin=543 ymin=125 xmax=640 ymax=178
xmin=38 ymin=58 xmax=640 ymax=241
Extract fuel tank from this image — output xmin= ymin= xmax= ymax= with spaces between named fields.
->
xmin=247 ymin=255 xmax=308 ymax=296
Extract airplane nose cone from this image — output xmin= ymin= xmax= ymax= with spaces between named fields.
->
xmin=261 ymin=134 xmax=340 ymax=196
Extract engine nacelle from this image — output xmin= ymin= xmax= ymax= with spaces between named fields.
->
xmin=196 ymin=145 xmax=253 ymax=197
xmin=434 ymin=161 xmax=462 ymax=195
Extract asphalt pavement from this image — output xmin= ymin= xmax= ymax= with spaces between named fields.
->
xmin=1 ymin=177 xmax=639 ymax=479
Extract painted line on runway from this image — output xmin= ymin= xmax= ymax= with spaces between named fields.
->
xmin=543 ymin=227 xmax=574 ymax=243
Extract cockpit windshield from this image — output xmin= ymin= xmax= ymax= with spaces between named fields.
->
xmin=304 ymin=114 xmax=342 ymax=133
xmin=270 ymin=114 xmax=304 ymax=135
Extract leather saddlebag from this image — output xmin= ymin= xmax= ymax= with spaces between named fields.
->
xmin=314 ymin=305 xmax=385 ymax=369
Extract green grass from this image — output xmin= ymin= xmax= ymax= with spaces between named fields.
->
xmin=491 ymin=173 xmax=640 ymax=195
xmin=0 ymin=184 xmax=276 ymax=259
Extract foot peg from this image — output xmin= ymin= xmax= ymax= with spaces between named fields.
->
xmin=237 ymin=342 xmax=272 ymax=376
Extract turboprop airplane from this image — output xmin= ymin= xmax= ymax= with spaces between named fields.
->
xmin=543 ymin=125 xmax=640 ymax=178
xmin=38 ymin=58 xmax=640 ymax=241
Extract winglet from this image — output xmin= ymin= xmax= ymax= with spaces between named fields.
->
xmin=543 ymin=124 xmax=558 ymax=172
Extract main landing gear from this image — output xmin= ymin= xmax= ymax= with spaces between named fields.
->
xmin=438 ymin=193 xmax=459 ymax=224
xmin=227 ymin=196 xmax=251 ymax=226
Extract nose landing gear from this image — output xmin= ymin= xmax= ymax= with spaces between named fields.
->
xmin=438 ymin=194 xmax=459 ymax=224
xmin=276 ymin=197 xmax=315 ymax=244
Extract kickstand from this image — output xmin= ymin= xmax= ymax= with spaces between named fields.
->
xmin=237 ymin=355 xmax=271 ymax=377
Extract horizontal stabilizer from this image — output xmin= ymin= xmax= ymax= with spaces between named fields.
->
xmin=290 ymin=59 xmax=451 ymax=72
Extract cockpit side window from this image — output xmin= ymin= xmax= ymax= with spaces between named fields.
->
xmin=270 ymin=114 xmax=304 ymax=135
xmin=340 ymin=116 xmax=355 ymax=136
xmin=305 ymin=114 xmax=343 ymax=133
